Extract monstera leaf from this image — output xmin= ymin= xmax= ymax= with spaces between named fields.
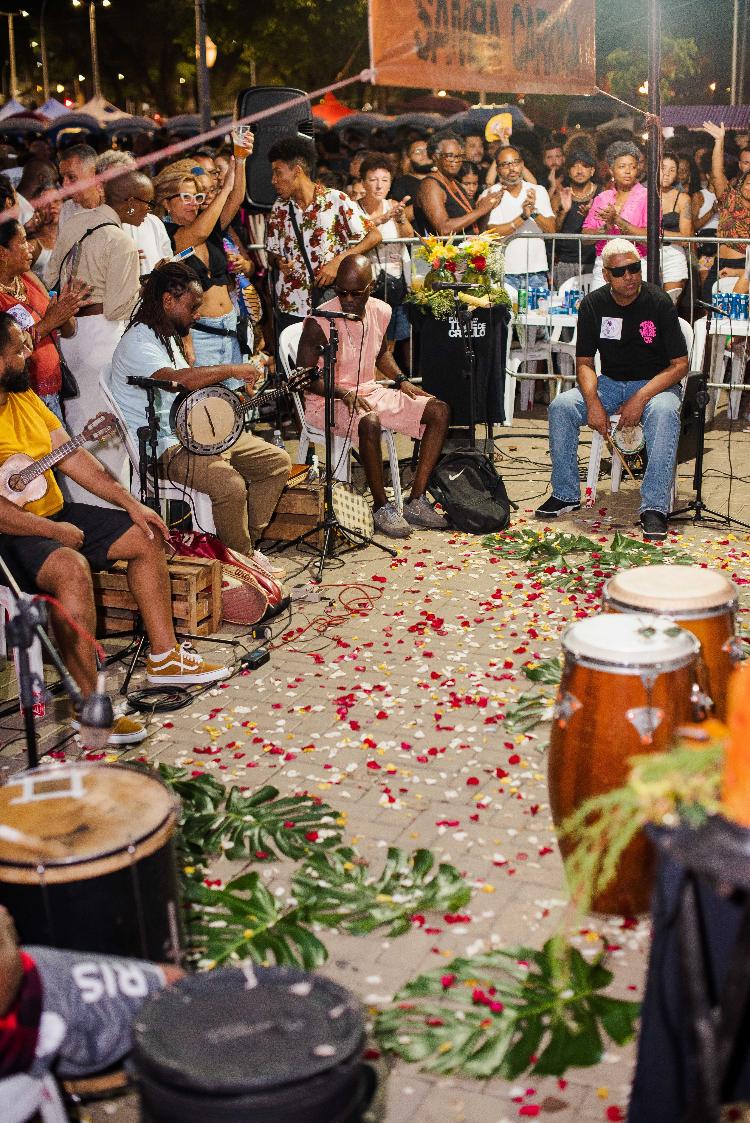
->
xmin=158 ymin=766 xmax=343 ymax=863
xmin=374 ymin=939 xmax=640 ymax=1079
xmin=293 ymin=846 xmax=471 ymax=937
xmin=183 ymin=874 xmax=329 ymax=970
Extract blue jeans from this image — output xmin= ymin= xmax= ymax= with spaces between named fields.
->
xmin=190 ymin=310 xmax=247 ymax=390
xmin=41 ymin=393 xmax=64 ymax=423
xmin=549 ymin=376 xmax=682 ymax=515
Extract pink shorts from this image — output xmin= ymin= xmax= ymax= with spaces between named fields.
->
xmin=304 ymin=382 xmax=430 ymax=447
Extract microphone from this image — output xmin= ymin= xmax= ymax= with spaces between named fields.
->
xmin=430 ymin=281 xmax=483 ymax=291
xmin=78 ymin=671 xmax=114 ymax=750
xmin=127 ymin=375 xmax=183 ymax=393
xmin=696 ymin=299 xmax=730 ymax=318
xmin=313 ymin=309 xmax=360 ymax=321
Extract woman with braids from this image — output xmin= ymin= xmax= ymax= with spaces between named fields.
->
xmin=110 ymin=263 xmax=289 ymax=574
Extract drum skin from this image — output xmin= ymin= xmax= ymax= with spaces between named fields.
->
xmin=548 ymin=656 xmax=697 ymax=916
xmin=602 ymin=566 xmax=740 ymax=722
xmin=0 ymin=763 xmax=183 ymax=963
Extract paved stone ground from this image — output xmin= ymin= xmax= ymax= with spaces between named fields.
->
xmin=2 ymin=406 xmax=750 ymax=1123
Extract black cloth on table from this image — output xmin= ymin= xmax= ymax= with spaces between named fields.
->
xmin=628 ymin=852 xmax=750 ymax=1121
xmin=407 ymin=305 xmax=509 ymax=426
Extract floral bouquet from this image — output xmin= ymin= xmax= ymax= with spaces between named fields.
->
xmin=407 ymin=234 xmax=510 ymax=320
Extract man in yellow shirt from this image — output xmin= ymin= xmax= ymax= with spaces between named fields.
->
xmin=0 ymin=313 xmax=230 ymax=745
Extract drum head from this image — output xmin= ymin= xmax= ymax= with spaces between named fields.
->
xmin=612 ymin=424 xmax=644 ymax=454
xmin=172 ymin=385 xmax=244 ymax=455
xmin=132 ymin=966 xmax=364 ymax=1095
xmin=563 ymin=612 xmax=699 ymax=671
xmin=0 ymin=763 xmax=177 ymax=873
xmin=605 ymin=565 xmax=738 ymax=615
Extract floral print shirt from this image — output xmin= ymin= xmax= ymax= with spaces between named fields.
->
xmin=265 ymin=185 xmax=370 ymax=316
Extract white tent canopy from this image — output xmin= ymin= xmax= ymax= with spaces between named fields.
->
xmin=0 ymin=99 xmax=26 ymax=121
xmin=77 ymin=95 xmax=131 ymax=124
xmin=39 ymin=98 xmax=70 ymax=120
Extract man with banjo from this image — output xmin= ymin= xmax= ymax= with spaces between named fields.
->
xmin=110 ymin=262 xmax=291 ymax=572
xmin=0 ymin=312 xmax=231 ymax=746
xmin=534 ymin=238 xmax=688 ymax=542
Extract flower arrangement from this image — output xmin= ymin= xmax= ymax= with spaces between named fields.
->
xmin=407 ymin=234 xmax=511 ymax=319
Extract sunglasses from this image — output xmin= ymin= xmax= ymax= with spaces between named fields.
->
xmin=168 ymin=192 xmax=206 ymax=205
xmin=333 ymin=285 xmax=370 ymax=297
xmin=607 ymin=261 xmax=642 ymax=277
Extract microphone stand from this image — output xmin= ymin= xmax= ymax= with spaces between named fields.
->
xmin=671 ymin=303 xmax=750 ymax=531
xmin=281 ymin=320 xmax=397 ymax=582
xmin=0 ymin=554 xmax=84 ymax=769
xmin=136 ymin=381 xmax=163 ymax=515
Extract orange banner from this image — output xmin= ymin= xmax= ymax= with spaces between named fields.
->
xmin=368 ymin=0 xmax=596 ymax=95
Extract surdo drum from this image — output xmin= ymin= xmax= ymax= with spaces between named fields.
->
xmin=130 ymin=966 xmax=380 ymax=1123
xmin=548 ymin=614 xmax=700 ymax=916
xmin=0 ymin=762 xmax=182 ymax=962
xmin=603 ymin=565 xmax=741 ymax=721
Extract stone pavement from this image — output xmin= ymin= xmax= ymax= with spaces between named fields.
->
xmin=2 ymin=408 xmax=750 ymax=1122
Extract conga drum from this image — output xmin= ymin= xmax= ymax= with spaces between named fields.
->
xmin=0 ymin=762 xmax=182 ymax=963
xmin=548 ymin=614 xmax=700 ymax=916
xmin=603 ymin=565 xmax=741 ymax=720
xmin=130 ymin=966 xmax=379 ymax=1123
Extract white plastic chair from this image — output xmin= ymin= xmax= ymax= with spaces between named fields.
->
xmin=503 ymin=283 xmax=558 ymax=423
xmin=0 ymin=1072 xmax=68 ymax=1123
xmin=585 ymin=318 xmax=694 ymax=508
xmin=99 ymin=365 xmax=216 ymax=533
xmin=278 ymin=323 xmax=403 ymax=511
xmin=705 ymin=277 xmax=747 ymax=422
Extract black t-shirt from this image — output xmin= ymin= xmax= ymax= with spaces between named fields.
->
xmin=576 ymin=282 xmax=687 ymax=382
xmin=391 ymin=173 xmax=424 ymax=203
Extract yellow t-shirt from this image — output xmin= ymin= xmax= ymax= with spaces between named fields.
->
xmin=0 ymin=390 xmax=64 ymax=517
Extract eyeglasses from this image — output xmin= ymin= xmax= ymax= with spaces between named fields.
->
xmin=167 ymin=192 xmax=206 ymax=205
xmin=607 ymin=261 xmax=642 ymax=277
xmin=497 ymin=158 xmax=523 ymax=168
xmin=333 ymin=285 xmax=370 ymax=297
xmin=129 ymin=195 xmax=152 ymax=206
xmin=440 ymin=152 xmax=463 ymax=160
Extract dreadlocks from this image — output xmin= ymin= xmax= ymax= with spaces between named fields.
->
xmin=127 ymin=262 xmax=201 ymax=362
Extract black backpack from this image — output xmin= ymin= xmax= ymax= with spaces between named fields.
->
xmin=428 ymin=449 xmax=513 ymax=534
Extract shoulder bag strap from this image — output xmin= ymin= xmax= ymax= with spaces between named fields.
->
xmin=287 ymin=201 xmax=317 ymax=288
xmin=52 ymin=222 xmax=119 ymax=293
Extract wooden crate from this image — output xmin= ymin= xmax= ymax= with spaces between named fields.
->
xmin=92 ymin=555 xmax=222 ymax=637
xmin=264 ymin=483 xmax=324 ymax=547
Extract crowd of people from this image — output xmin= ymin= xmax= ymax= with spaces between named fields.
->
xmin=0 ymin=109 xmax=747 ymax=742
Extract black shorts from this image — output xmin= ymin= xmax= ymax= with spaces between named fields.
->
xmin=0 ymin=502 xmax=133 ymax=592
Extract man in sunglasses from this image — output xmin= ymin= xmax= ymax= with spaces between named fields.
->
xmin=535 ymin=238 xmax=688 ymax=541
xmin=296 ymin=256 xmax=450 ymax=539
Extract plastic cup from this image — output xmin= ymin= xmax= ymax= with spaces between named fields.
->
xmin=232 ymin=125 xmax=253 ymax=158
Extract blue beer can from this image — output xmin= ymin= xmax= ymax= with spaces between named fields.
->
xmin=740 ymin=294 xmax=750 ymax=320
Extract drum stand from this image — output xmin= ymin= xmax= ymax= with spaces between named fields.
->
xmin=671 ymin=304 xmax=750 ymax=531
xmin=0 ymin=554 xmax=84 ymax=769
xmin=277 ymin=321 xmax=396 ymax=582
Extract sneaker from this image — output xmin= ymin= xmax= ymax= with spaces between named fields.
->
xmin=373 ymin=500 xmax=412 ymax=539
xmin=71 ymin=714 xmax=149 ymax=746
xmin=534 ymin=495 xmax=581 ymax=519
xmin=251 ymin=548 xmax=287 ymax=581
xmin=640 ymin=510 xmax=668 ymax=541
xmin=146 ymin=643 xmax=231 ymax=686
xmin=403 ymin=494 xmax=448 ymax=530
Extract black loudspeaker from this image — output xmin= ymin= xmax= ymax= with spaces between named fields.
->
xmin=677 ymin=372 xmax=701 ymax=464
xmin=234 ymin=86 xmax=314 ymax=211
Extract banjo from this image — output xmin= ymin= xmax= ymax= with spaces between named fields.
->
xmin=169 ymin=368 xmax=315 ymax=456
xmin=0 ymin=412 xmax=120 ymax=508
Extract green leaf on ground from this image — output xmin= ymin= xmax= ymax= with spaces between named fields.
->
xmin=374 ymin=939 xmax=640 ymax=1080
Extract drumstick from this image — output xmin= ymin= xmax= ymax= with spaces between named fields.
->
xmin=604 ymin=432 xmax=638 ymax=482
xmin=0 ymin=824 xmax=67 ymax=858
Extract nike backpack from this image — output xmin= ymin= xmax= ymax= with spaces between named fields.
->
xmin=428 ymin=449 xmax=512 ymax=534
